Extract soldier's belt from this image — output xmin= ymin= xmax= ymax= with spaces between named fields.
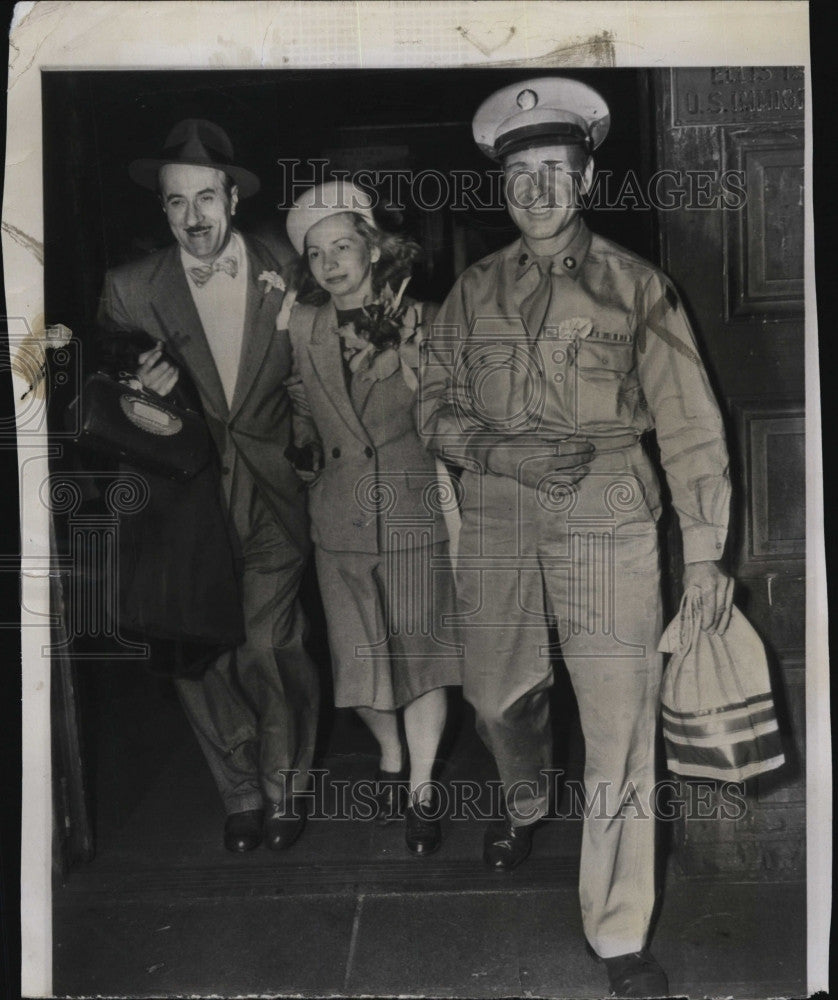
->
xmin=568 ymin=432 xmax=641 ymax=454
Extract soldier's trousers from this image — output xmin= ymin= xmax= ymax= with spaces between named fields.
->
xmin=456 ymin=446 xmax=664 ymax=959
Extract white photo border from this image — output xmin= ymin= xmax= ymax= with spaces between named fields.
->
xmin=2 ymin=3 xmax=824 ymax=997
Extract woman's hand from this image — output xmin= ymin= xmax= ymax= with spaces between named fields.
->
xmin=286 ymin=441 xmax=323 ymax=483
xmin=296 ymin=466 xmax=322 ymax=484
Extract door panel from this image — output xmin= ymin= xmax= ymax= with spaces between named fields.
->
xmin=653 ymin=67 xmax=805 ymax=876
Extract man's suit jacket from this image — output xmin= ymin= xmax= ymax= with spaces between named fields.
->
xmin=98 ymin=234 xmax=309 ymax=558
xmin=288 ymin=299 xmax=448 ymax=555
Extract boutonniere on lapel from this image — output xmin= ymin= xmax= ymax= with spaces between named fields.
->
xmin=258 ymin=270 xmax=287 ymax=295
xmin=338 ymin=277 xmax=421 ymax=389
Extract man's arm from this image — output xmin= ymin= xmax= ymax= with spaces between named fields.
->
xmin=419 ymin=276 xmax=592 ymax=487
xmin=419 ymin=276 xmax=489 ymax=469
xmin=284 ymin=307 xmax=323 ymax=482
xmin=636 ymin=271 xmax=733 ymax=633
xmin=97 ymin=269 xmax=179 ymax=396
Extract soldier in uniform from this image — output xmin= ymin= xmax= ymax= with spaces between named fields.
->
xmin=420 ymin=77 xmax=734 ymax=996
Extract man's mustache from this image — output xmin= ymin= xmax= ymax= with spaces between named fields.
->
xmin=185 ymin=225 xmax=211 ymax=235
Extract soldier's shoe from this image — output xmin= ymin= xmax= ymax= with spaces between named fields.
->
xmin=601 ymin=950 xmax=669 ymax=997
xmin=482 ymin=817 xmax=535 ymax=871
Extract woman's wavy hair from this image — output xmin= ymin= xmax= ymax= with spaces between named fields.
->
xmin=290 ymin=211 xmax=422 ymax=306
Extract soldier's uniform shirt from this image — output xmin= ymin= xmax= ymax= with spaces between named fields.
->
xmin=420 ymin=218 xmax=731 ymax=959
xmin=422 ymin=217 xmax=730 ymax=564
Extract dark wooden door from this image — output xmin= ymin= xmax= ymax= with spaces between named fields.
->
xmin=653 ymin=68 xmax=806 ymax=876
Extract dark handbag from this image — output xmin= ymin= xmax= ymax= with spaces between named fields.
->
xmin=68 ymin=372 xmax=211 ymax=481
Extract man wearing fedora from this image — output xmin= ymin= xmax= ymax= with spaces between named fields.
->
xmin=97 ymin=119 xmax=320 ymax=854
xmin=421 ymin=78 xmax=734 ymax=996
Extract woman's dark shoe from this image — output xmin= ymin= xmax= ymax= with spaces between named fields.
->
xmin=373 ymin=768 xmax=408 ymax=826
xmin=482 ymin=817 xmax=534 ymax=871
xmin=405 ymin=791 xmax=442 ymax=857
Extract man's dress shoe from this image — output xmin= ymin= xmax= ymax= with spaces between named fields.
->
xmin=404 ymin=794 xmax=441 ymax=856
xmin=224 ymin=809 xmax=264 ymax=853
xmin=482 ymin=817 xmax=534 ymax=870
xmin=264 ymin=799 xmax=306 ymax=851
xmin=373 ymin=768 xmax=407 ymax=826
xmin=601 ymin=950 xmax=669 ymax=997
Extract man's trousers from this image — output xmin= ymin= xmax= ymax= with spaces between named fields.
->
xmin=455 ymin=445 xmax=664 ymax=959
xmin=175 ymin=465 xmax=319 ymax=815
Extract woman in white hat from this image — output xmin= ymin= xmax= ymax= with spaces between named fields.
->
xmin=280 ymin=180 xmax=461 ymax=856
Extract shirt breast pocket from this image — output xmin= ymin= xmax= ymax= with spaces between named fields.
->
xmin=573 ymin=337 xmax=640 ymax=430
xmin=575 ymin=338 xmax=634 ymax=381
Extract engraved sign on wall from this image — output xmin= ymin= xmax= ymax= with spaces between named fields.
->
xmin=671 ymin=67 xmax=804 ymax=127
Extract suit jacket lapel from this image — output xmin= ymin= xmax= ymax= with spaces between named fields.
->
xmin=147 ymin=246 xmax=229 ymax=419
xmin=228 ymin=236 xmax=286 ymax=419
xmin=351 ymin=364 xmax=378 ymax=418
xmin=307 ymin=302 xmax=371 ymax=445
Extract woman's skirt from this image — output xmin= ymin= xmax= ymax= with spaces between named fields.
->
xmin=314 ymin=541 xmax=462 ymax=709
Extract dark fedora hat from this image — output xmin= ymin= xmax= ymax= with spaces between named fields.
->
xmin=128 ymin=118 xmax=260 ymax=198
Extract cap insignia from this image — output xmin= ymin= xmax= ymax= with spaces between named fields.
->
xmin=516 ymin=89 xmax=538 ymax=110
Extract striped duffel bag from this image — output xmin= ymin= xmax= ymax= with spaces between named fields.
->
xmin=658 ymin=588 xmax=785 ymax=782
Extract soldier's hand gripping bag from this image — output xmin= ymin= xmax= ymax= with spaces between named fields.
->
xmin=658 ymin=589 xmax=786 ymax=782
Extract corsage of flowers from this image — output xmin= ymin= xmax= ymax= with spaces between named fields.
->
xmin=337 ymin=277 xmax=421 ymax=388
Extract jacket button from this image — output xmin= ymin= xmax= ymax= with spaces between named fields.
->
xmin=563 ymin=256 xmax=576 ymax=270
xmin=332 ymin=447 xmax=341 ymax=458
xmin=364 ymin=446 xmax=374 ymax=458
xmin=221 ymin=465 xmax=230 ymax=475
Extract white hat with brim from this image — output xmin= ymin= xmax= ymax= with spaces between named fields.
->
xmin=286 ymin=180 xmax=377 ymax=255
xmin=472 ymin=77 xmax=610 ymax=160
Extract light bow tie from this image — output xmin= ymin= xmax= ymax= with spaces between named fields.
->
xmin=188 ymin=256 xmax=238 ymax=287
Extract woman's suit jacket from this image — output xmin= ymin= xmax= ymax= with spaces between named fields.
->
xmin=288 ymin=299 xmax=448 ymax=555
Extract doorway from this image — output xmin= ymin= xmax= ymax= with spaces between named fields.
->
xmin=43 ymin=66 xmax=806 ymax=997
